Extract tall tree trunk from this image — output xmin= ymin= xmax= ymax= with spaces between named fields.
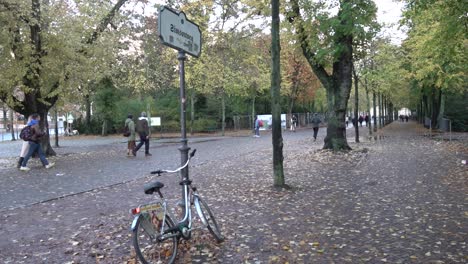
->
xmin=289 ymin=0 xmax=352 ymax=151
xmin=2 ymin=104 xmax=7 ymax=134
xmin=251 ymin=96 xmax=256 ymax=131
xmin=1 ymin=0 xmax=128 ymax=155
xmin=431 ymin=88 xmax=441 ymax=128
xmin=85 ymin=94 xmax=91 ymax=134
xmin=437 ymin=90 xmax=445 ymax=125
xmin=101 ymin=120 xmax=107 ymax=136
xmin=352 ymin=65 xmax=359 ymax=143
xmin=9 ymin=109 xmax=16 ymax=141
xmin=271 ymin=0 xmax=285 ymax=187
xmin=364 ymin=78 xmax=372 ymax=136
xmin=372 ymin=91 xmax=377 ymax=132
xmin=54 ymin=106 xmax=59 ymax=147
xmin=221 ymin=92 xmax=225 ymax=136
xmin=383 ymin=96 xmax=386 ymax=125
xmin=378 ymin=92 xmax=382 ymax=128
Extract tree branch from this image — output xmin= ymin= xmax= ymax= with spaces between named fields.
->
xmin=288 ymin=0 xmax=331 ymax=90
xmin=85 ymin=0 xmax=128 ymax=45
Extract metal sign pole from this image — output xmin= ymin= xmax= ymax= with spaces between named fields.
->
xmin=178 ymin=50 xmax=190 ymax=185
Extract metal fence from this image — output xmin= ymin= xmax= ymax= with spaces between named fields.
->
xmin=228 ymin=112 xmax=326 ymax=131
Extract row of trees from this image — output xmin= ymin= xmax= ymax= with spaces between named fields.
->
xmin=0 ymin=1 xmax=465 ymax=163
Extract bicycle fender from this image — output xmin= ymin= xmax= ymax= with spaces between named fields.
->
xmin=131 ymin=215 xmax=140 ymax=231
xmin=194 ymin=197 xmax=208 ymax=227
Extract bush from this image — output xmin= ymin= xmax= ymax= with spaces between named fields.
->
xmin=190 ymin=118 xmax=218 ymax=132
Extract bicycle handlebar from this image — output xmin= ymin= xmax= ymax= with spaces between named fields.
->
xmin=150 ymin=149 xmax=196 ymax=175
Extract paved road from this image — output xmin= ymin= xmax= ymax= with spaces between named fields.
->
xmin=0 ymin=128 xmax=331 ymax=210
xmin=0 ymin=122 xmax=466 ymax=263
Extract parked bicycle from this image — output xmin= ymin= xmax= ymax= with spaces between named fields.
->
xmin=130 ymin=149 xmax=224 ymax=264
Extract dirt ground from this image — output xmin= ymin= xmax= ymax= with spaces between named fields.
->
xmin=0 ymin=121 xmax=466 ymax=264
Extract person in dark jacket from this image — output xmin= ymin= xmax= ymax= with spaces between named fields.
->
xmin=133 ymin=112 xmax=151 ymax=156
xmin=20 ymin=113 xmax=55 ymax=171
xmin=311 ymin=113 xmax=322 ymax=141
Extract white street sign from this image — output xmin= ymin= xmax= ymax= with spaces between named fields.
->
xmin=158 ymin=6 xmax=202 ymax=57
xmin=150 ymin=117 xmax=161 ymax=126
xmin=67 ymin=114 xmax=74 ymax=124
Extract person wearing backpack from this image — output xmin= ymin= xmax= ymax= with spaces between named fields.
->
xmin=17 ymin=115 xmax=33 ymax=168
xmin=20 ymin=113 xmax=55 ymax=171
xmin=133 ymin=111 xmax=151 ymax=156
xmin=125 ymin=114 xmax=136 ymax=156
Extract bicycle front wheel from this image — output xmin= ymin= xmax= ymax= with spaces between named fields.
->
xmin=133 ymin=212 xmax=178 ymax=264
xmin=195 ymin=196 xmax=224 ymax=242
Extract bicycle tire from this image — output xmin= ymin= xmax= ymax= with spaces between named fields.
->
xmin=133 ymin=212 xmax=178 ymax=264
xmin=195 ymin=196 xmax=224 ymax=242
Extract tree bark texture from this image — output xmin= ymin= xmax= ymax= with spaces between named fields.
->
xmin=1 ymin=0 xmax=129 ymax=155
xmin=271 ymin=0 xmax=285 ymax=186
xmin=373 ymin=91 xmax=377 ymax=132
xmin=221 ymin=92 xmax=225 ymax=136
xmin=289 ymin=0 xmax=352 ymax=150
xmin=364 ymin=77 xmax=372 ymax=135
xmin=352 ymin=65 xmax=359 ymax=143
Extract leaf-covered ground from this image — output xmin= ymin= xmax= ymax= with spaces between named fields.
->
xmin=0 ymin=122 xmax=466 ymax=263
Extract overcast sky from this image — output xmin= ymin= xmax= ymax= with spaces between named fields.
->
xmin=375 ymin=0 xmax=407 ymax=44
xmin=135 ymin=0 xmax=407 ymax=44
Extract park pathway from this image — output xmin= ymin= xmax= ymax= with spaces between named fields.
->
xmin=0 ymin=121 xmax=466 ymax=263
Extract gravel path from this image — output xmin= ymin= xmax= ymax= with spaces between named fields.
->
xmin=0 ymin=122 xmax=466 ymax=263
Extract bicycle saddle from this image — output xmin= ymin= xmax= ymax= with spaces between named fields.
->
xmin=144 ymin=181 xmax=165 ymax=195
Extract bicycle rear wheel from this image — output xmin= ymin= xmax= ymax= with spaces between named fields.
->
xmin=133 ymin=212 xmax=178 ymax=264
xmin=195 ymin=196 xmax=224 ymax=242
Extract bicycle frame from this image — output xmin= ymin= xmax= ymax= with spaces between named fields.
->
xmin=130 ymin=199 xmax=174 ymax=240
xmin=130 ymin=148 xmax=223 ymax=264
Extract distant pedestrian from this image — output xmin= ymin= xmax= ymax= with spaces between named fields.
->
xmin=133 ymin=112 xmax=151 ymax=157
xmin=311 ymin=113 xmax=321 ymax=141
xmin=345 ymin=116 xmax=349 ymax=128
xmin=254 ymin=116 xmax=260 ymax=137
xmin=358 ymin=115 xmax=364 ymax=127
xmin=405 ymin=115 xmax=409 ymax=122
xmin=125 ymin=114 xmax=136 ymax=157
xmin=20 ymin=113 xmax=55 ymax=171
xmin=364 ymin=114 xmax=369 ymax=127
xmin=17 ymin=116 xmax=33 ymax=168
xmin=291 ymin=115 xmax=297 ymax=132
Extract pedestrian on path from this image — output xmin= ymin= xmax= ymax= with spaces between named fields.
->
xmin=125 ymin=114 xmax=136 ymax=157
xmin=291 ymin=115 xmax=297 ymax=132
xmin=20 ymin=113 xmax=55 ymax=171
xmin=133 ymin=112 xmax=151 ymax=156
xmin=311 ymin=113 xmax=322 ymax=141
xmin=17 ymin=116 xmax=33 ymax=168
xmin=253 ymin=116 xmax=260 ymax=137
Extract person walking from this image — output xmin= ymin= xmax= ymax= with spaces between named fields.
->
xmin=20 ymin=113 xmax=55 ymax=171
xmin=125 ymin=114 xmax=136 ymax=157
xmin=17 ymin=116 xmax=33 ymax=168
xmin=364 ymin=114 xmax=369 ymax=127
xmin=253 ymin=116 xmax=260 ymax=137
xmin=358 ymin=115 xmax=364 ymax=127
xmin=133 ymin=112 xmax=151 ymax=156
xmin=290 ymin=115 xmax=297 ymax=132
xmin=345 ymin=116 xmax=349 ymax=128
xmin=311 ymin=113 xmax=322 ymax=141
